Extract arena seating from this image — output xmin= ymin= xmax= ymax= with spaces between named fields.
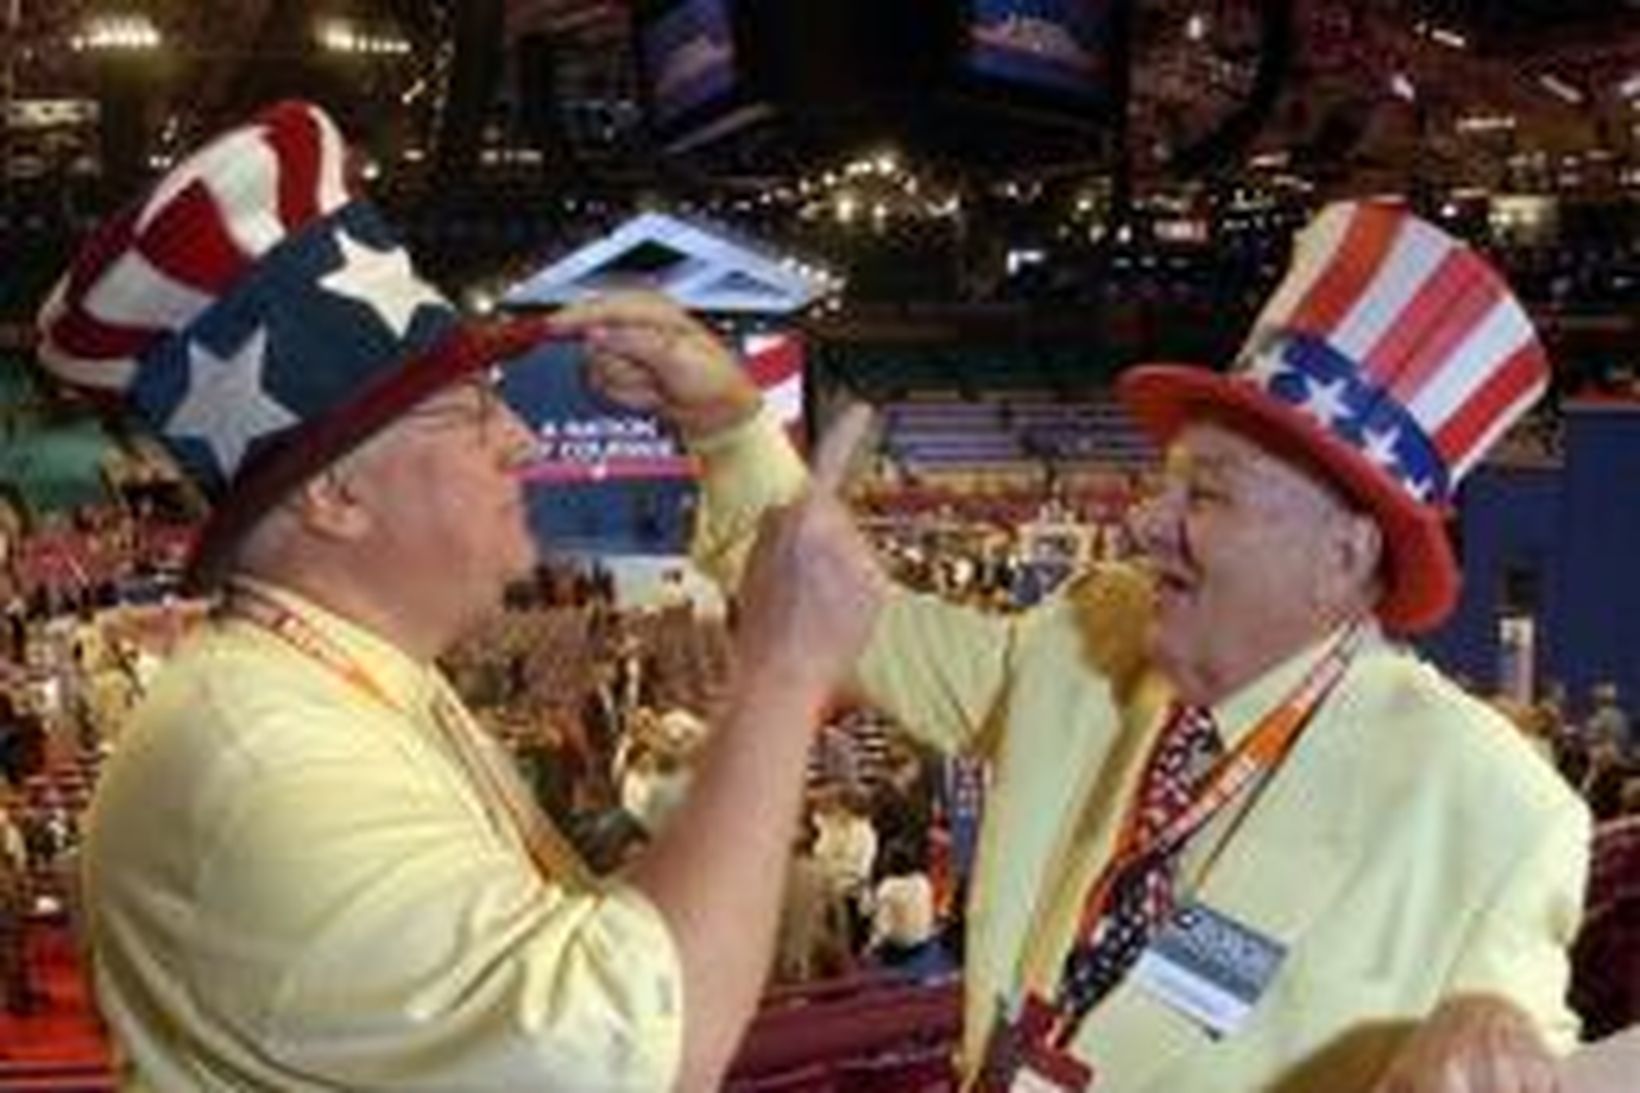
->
xmin=883 ymin=395 xmax=1152 ymax=472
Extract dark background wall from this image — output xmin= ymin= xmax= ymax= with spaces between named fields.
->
xmin=1424 ymin=402 xmax=1640 ymax=715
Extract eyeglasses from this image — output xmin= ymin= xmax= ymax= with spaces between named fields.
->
xmin=404 ymin=370 xmax=506 ymax=441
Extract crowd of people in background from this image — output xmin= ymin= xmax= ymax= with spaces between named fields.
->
xmin=1489 ymin=680 xmax=1640 ymax=823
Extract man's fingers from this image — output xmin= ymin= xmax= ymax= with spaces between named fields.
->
xmin=584 ymin=323 xmax=692 ymax=361
xmin=810 ymin=402 xmax=874 ymax=496
xmin=586 ymin=353 xmax=661 ymax=396
xmin=551 ymin=291 xmax=694 ymax=334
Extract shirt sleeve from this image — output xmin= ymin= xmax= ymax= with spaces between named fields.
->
xmin=850 ymin=588 xmax=1029 ymax=758
xmin=188 ymin=706 xmax=684 ymax=1092
xmin=1442 ymin=792 xmax=1591 ymax=1054
xmin=688 ymin=406 xmax=809 ymax=593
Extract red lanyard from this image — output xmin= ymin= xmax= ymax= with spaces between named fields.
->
xmin=1052 ymin=620 xmax=1368 ymax=1035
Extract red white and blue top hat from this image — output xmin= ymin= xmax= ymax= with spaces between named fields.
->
xmin=34 ymin=100 xmax=556 ymax=584
xmin=1119 ymin=200 xmax=1550 ymax=633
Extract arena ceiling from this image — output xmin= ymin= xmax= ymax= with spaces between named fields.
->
xmin=1 ymin=2 xmax=1636 ymax=407
xmin=3 ymin=1 xmax=1637 ymax=196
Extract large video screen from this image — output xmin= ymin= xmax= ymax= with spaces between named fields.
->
xmin=966 ymin=0 xmax=1111 ymax=101
xmin=502 ymin=331 xmax=805 ymax=557
xmin=638 ymin=0 xmax=740 ymax=125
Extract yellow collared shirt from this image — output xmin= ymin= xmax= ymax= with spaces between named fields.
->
xmin=691 ymin=408 xmax=1589 ymax=1093
xmin=83 ymin=581 xmax=682 ymax=1091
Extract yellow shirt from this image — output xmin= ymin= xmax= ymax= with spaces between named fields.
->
xmin=692 ymin=409 xmax=1589 ymax=1093
xmin=83 ymin=581 xmax=682 ymax=1091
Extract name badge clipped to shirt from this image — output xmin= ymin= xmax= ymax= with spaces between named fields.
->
xmin=1130 ymin=900 xmax=1286 ymax=1039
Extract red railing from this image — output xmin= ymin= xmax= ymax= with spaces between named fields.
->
xmin=727 ymin=973 xmax=962 ymax=1091
xmin=0 ymin=940 xmax=960 ymax=1090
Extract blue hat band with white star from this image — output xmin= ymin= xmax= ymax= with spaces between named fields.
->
xmin=1238 ymin=330 xmax=1449 ymax=505
xmin=129 ymin=201 xmax=460 ymax=497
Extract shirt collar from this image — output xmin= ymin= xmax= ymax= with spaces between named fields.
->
xmin=227 ymin=575 xmax=436 ymax=713
xmin=1208 ymin=616 xmax=1384 ymax=751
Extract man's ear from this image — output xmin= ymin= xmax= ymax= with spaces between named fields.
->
xmin=1320 ymin=508 xmax=1384 ymax=612
xmin=290 ymin=464 xmax=374 ymax=542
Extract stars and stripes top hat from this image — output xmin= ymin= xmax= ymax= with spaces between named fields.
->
xmin=34 ymin=100 xmax=557 ymax=586
xmin=1118 ymin=200 xmax=1550 ymax=632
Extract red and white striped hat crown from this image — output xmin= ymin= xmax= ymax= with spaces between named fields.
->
xmin=1120 ymin=200 xmax=1550 ymax=632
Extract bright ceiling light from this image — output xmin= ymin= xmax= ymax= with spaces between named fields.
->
xmin=72 ymin=14 xmax=162 ymax=52
xmin=1539 ymin=74 xmax=1585 ymax=105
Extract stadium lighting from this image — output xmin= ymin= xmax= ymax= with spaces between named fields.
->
xmin=71 ymin=14 xmax=162 ymax=52
xmin=1538 ymin=74 xmax=1585 ymax=105
xmin=1455 ymin=113 xmax=1516 ymax=134
xmin=1421 ymin=23 xmax=1469 ymax=50
xmin=316 ymin=17 xmax=410 ymax=56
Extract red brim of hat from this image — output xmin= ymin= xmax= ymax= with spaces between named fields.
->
xmin=185 ymin=314 xmax=563 ymax=590
xmin=1117 ymin=364 xmax=1459 ymax=635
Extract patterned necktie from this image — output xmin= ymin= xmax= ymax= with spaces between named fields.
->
xmin=1055 ymin=703 xmax=1223 ymax=1020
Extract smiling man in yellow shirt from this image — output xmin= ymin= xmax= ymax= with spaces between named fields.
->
xmin=559 ymin=201 xmax=1589 ymax=1093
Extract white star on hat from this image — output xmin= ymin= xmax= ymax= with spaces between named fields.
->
xmin=1241 ymin=345 xmax=1289 ymax=389
xmin=1296 ymin=375 xmax=1351 ymax=431
xmin=319 ymin=227 xmax=445 ymax=338
xmin=167 ymin=327 xmax=298 ymax=477
xmin=1362 ymin=425 xmax=1401 ymax=471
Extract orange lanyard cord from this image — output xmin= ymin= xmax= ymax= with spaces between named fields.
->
xmin=223 ymin=583 xmax=406 ymax=713
xmin=224 ymin=581 xmax=596 ymax=890
xmin=1067 ymin=619 xmax=1368 ymax=960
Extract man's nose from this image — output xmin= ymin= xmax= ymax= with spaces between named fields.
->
xmin=1125 ymin=487 xmax=1175 ymax=555
xmin=494 ymin=404 xmax=538 ymax=466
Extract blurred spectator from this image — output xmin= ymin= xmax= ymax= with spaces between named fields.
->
xmin=812 ymin=783 xmax=879 ymax=951
xmin=1571 ymin=814 xmax=1640 ymax=1040
xmin=652 ymin=567 xmax=694 ymax=618
xmin=618 ymin=707 xmax=707 ymax=836
xmin=0 ymin=690 xmax=45 ymax=788
xmin=774 ymin=822 xmax=853 ymax=986
xmin=867 ymin=839 xmax=951 ymax=981
xmin=0 ymin=788 xmax=35 ymax=1015
xmin=582 ymin=660 xmax=628 ymax=760
xmin=1585 ymin=683 xmax=1634 ymax=763
xmin=812 ymin=784 xmax=879 ymax=901
xmin=610 ymin=630 xmax=657 ymax=715
xmin=1585 ymin=743 xmax=1632 ymax=823
xmin=872 ymin=740 xmax=935 ymax=871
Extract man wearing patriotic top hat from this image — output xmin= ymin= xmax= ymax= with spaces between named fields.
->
xmin=35 ymin=100 xmax=886 ymax=1090
xmin=568 ymin=200 xmax=1589 ymax=1091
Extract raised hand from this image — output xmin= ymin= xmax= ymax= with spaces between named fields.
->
xmin=1373 ymin=995 xmax=1563 ymax=1093
xmin=732 ymin=402 xmax=887 ymax=701
xmin=549 ymin=292 xmax=763 ymax=439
